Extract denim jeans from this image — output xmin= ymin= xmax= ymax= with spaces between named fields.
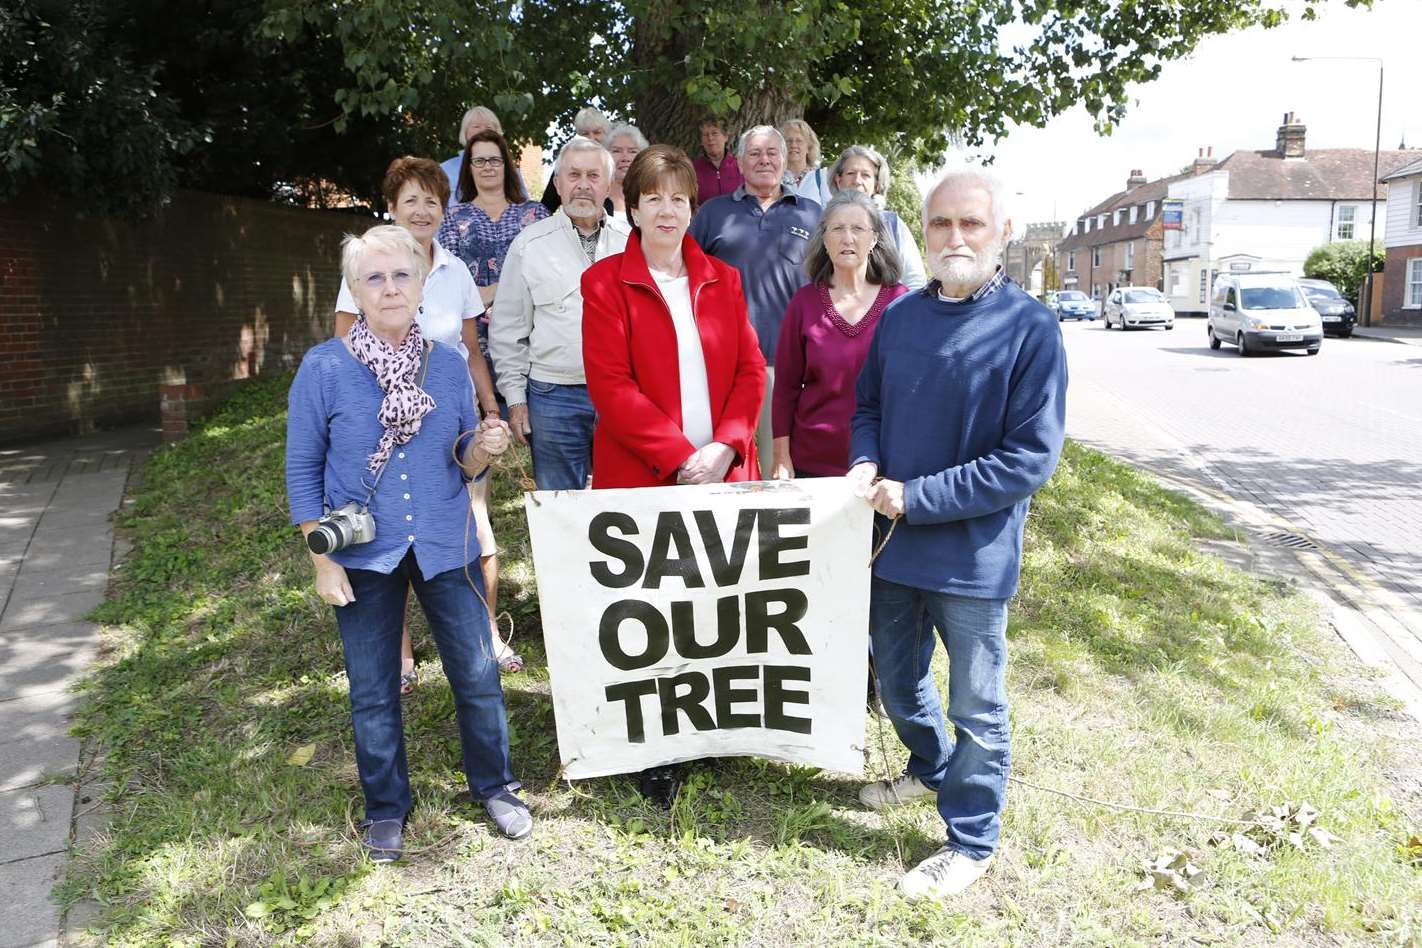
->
xmin=526 ymin=379 xmax=595 ymax=491
xmin=869 ymin=575 xmax=1010 ymax=859
xmin=333 ymin=549 xmax=517 ymax=821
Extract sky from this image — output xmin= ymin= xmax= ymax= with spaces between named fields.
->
xmin=947 ymin=0 xmax=1422 ymax=229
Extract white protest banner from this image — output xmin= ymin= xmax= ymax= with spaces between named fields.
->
xmin=524 ymin=478 xmax=872 ymax=780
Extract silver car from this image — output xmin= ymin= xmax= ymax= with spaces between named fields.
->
xmin=1103 ymin=287 xmax=1175 ymax=330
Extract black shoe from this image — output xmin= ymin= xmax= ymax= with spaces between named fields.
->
xmin=637 ymin=764 xmax=685 ymax=809
xmin=361 ymin=818 xmax=403 ymax=863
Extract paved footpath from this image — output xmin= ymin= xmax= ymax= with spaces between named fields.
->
xmin=0 ymin=427 xmax=158 ymax=948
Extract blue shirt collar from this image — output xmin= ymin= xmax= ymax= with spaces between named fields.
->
xmin=731 ymin=184 xmax=803 ymax=207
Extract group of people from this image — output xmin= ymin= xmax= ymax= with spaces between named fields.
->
xmin=284 ymin=101 xmax=1068 ymax=901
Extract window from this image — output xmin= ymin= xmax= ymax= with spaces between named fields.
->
xmin=1129 ymin=205 xmax=1139 ymax=224
xmin=1415 ymin=181 xmax=1422 ymax=228
xmin=1113 ymin=209 xmax=1123 ymax=226
xmin=1146 ymin=200 xmax=1156 ymax=218
xmin=1083 ymin=218 xmax=1090 ymax=233
xmin=1200 ymin=270 xmax=1209 ymax=304
xmin=1097 ymin=213 xmax=1105 ymax=229
xmin=1336 ymin=205 xmax=1356 ymax=240
xmin=1407 ymin=258 xmax=1422 ymax=308
xmin=1067 ymin=251 xmax=1076 ymax=271
xmin=1124 ymin=241 xmax=1135 ymax=270
xmin=1092 ymin=246 xmax=1103 ymax=267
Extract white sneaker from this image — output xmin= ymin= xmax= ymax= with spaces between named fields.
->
xmin=858 ymin=774 xmax=936 ymax=811
xmin=900 ymin=847 xmax=993 ymax=899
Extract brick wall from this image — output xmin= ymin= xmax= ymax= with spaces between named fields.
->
xmin=0 ymin=190 xmax=366 ymax=443
xmin=1381 ymin=245 xmax=1422 ymax=326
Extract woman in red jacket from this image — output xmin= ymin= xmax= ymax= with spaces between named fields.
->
xmin=581 ymin=144 xmax=765 ymax=491
xmin=580 ymin=144 xmax=766 ymax=804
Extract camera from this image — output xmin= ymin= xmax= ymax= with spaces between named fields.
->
xmin=307 ymin=502 xmax=376 ymax=554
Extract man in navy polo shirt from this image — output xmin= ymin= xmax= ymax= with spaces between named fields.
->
xmin=690 ymin=124 xmax=821 ymax=468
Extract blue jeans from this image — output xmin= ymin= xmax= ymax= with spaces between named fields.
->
xmin=333 ymin=549 xmax=517 ymax=821
xmin=869 ymin=576 xmax=1010 ymax=859
xmin=526 ymin=379 xmax=595 ymax=491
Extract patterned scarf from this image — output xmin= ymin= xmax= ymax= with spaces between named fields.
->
xmin=347 ymin=316 xmax=436 ymax=473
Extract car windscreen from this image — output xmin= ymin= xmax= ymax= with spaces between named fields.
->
xmin=1303 ymin=286 xmax=1342 ymax=301
xmin=1123 ymin=290 xmax=1163 ymax=303
xmin=1058 ymin=292 xmax=1087 ymax=301
xmin=1240 ymin=285 xmax=1306 ymax=310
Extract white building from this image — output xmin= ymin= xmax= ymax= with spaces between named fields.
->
xmin=1162 ymin=113 xmax=1415 ymax=315
xmin=1380 ymin=155 xmax=1422 ymax=324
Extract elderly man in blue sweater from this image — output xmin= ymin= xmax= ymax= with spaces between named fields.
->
xmin=848 ymin=167 xmax=1068 ymax=899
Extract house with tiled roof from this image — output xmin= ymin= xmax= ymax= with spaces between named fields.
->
xmin=1052 ymin=161 xmax=1207 ymax=303
xmin=1380 ymin=155 xmax=1422 ymax=325
xmin=1162 ymin=113 xmax=1417 ymax=315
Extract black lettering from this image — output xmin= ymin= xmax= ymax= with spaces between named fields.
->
xmin=763 ymin=665 xmax=812 ymax=734
xmin=644 ymin=511 xmax=706 ymax=589
xmin=670 ymin=595 xmax=740 ymax=660
xmin=694 ymin=509 xmax=758 ymax=586
xmin=598 ymin=600 xmax=669 ymax=671
xmin=712 ymin=665 xmax=761 ymax=729
xmin=589 ymin=512 xmax=644 ymax=588
xmin=757 ymin=507 xmax=810 ymax=580
xmin=605 ymin=679 xmax=657 ymax=743
xmin=744 ymin=589 xmax=811 ymax=655
xmin=657 ymin=672 xmax=715 ymax=735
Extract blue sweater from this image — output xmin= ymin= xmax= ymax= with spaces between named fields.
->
xmin=850 ymin=283 xmax=1068 ymax=598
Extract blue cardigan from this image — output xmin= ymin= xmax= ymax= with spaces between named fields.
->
xmin=850 ymin=282 xmax=1068 ymax=598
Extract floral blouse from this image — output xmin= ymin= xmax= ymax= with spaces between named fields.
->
xmin=437 ymin=200 xmax=549 ymax=288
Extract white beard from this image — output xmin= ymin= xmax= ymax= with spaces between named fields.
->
xmin=930 ymin=245 xmax=1003 ymax=294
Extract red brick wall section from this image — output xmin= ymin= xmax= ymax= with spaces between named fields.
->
xmin=1381 ymin=245 xmax=1422 ymax=326
xmin=0 ymin=189 xmax=366 ymax=444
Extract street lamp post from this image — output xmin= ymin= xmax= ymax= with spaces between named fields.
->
xmin=1292 ymin=55 xmax=1383 ymax=327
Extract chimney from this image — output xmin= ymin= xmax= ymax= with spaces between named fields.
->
xmin=1276 ymin=112 xmax=1306 ymax=158
xmin=1190 ymin=146 xmax=1217 ymax=176
xmin=1125 ymin=169 xmax=1147 ymax=190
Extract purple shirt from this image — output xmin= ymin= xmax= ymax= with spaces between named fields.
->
xmin=694 ymin=154 xmax=743 ymax=203
xmin=772 ymin=281 xmax=909 ymax=475
xmin=437 ymin=200 xmax=548 ymax=288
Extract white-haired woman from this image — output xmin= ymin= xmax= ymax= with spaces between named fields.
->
xmin=605 ymin=123 xmax=649 ymax=220
xmin=780 ymin=119 xmax=832 ymax=205
xmin=287 ymin=224 xmax=532 ymax=859
xmin=829 ymin=145 xmax=927 ymax=290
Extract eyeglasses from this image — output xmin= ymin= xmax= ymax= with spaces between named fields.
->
xmin=826 ymin=223 xmax=872 ymax=238
xmin=360 ymin=270 xmax=416 ymax=291
xmin=469 ymin=156 xmax=505 ymax=169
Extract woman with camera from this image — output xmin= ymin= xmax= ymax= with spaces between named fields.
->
xmin=288 ymin=224 xmax=532 ymax=862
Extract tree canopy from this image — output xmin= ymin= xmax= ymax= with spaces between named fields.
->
xmin=2 ymin=0 xmax=1372 ymax=215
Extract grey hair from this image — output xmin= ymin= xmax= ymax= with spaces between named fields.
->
xmin=779 ymin=118 xmax=822 ymax=168
xmin=829 ymin=145 xmax=892 ymax=200
xmin=921 ymin=164 xmax=1012 ymax=236
xmin=340 ymin=224 xmax=428 ymax=298
xmin=803 ymin=191 xmax=903 ymax=287
xmin=573 ymin=106 xmax=611 ymax=136
xmin=736 ymin=125 xmax=787 ymax=160
xmin=606 ymin=123 xmax=649 ymax=151
xmin=458 ymin=106 xmax=502 ymax=145
xmin=554 ymin=135 xmax=616 ymax=180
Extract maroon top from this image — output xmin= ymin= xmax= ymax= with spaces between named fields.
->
xmin=772 ymin=281 xmax=910 ymax=475
xmin=694 ymin=154 xmax=743 ymax=203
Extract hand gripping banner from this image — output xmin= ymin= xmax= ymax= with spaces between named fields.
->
xmin=523 ymin=478 xmax=872 ymax=779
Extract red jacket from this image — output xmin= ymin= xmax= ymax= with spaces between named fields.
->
xmin=581 ymin=231 xmax=766 ymax=489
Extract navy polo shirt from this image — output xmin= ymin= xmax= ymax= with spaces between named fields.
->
xmin=690 ymin=186 xmax=821 ymax=365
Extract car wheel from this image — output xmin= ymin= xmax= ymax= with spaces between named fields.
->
xmin=1237 ymin=332 xmax=1251 ymax=357
xmin=1208 ymin=326 xmax=1221 ymax=350
xmin=1165 ymin=323 xmax=1174 ymax=331
xmin=1307 ymin=346 xmax=1320 ymax=356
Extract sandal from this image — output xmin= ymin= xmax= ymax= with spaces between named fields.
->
xmin=495 ymin=644 xmax=524 ymax=675
xmin=400 ymin=668 xmax=418 ymax=697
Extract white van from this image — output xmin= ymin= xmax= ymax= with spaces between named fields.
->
xmin=1208 ymin=273 xmax=1323 ymax=356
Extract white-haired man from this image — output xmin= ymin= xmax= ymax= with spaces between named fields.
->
xmin=540 ymin=107 xmax=613 ymax=213
xmin=848 ymin=167 xmax=1068 ymax=899
xmin=441 ymin=106 xmax=527 ymax=206
xmin=489 ymin=136 xmax=628 ymax=490
xmin=690 ymin=124 xmax=821 ymax=468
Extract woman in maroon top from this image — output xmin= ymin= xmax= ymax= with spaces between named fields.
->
xmin=770 ymin=190 xmax=908 ymax=479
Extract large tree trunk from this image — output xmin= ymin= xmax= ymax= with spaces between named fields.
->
xmin=630 ymin=1 xmax=802 ymax=152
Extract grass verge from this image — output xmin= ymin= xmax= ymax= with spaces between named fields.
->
xmin=62 ymin=372 xmax=1421 ymax=945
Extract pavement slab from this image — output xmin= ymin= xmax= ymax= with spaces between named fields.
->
xmin=0 ymin=785 xmax=75 ymax=864
xmin=0 ymin=637 xmax=100 ymax=701
xmin=0 ymin=852 xmax=65 ymax=948
xmin=0 ymin=694 xmax=80 ymax=793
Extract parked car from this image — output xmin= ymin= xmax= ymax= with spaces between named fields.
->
xmin=1103 ymin=286 xmax=1175 ymax=330
xmin=1298 ymin=278 xmax=1356 ymax=338
xmin=1053 ymin=290 xmax=1096 ymax=321
xmin=1208 ymin=273 xmax=1323 ymax=356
